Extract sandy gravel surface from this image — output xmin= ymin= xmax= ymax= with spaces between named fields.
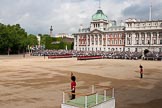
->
xmin=0 ymin=55 xmax=162 ymax=108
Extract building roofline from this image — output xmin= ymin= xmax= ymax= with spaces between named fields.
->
xmin=126 ymin=20 xmax=162 ymax=23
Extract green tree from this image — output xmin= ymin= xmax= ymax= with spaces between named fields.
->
xmin=59 ymin=41 xmax=65 ymax=49
xmin=71 ymin=42 xmax=74 ymax=49
xmin=40 ymin=34 xmax=50 ymax=49
xmin=27 ymin=34 xmax=38 ymax=47
xmin=0 ymin=23 xmax=28 ymax=54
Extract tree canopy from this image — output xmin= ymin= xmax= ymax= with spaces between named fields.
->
xmin=0 ymin=22 xmax=74 ymax=54
xmin=0 ymin=23 xmax=38 ymax=54
xmin=39 ymin=34 xmax=73 ymax=50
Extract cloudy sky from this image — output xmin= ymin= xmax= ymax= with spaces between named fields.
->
xmin=0 ymin=0 xmax=162 ymax=35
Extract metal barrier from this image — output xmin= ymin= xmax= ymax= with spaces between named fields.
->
xmin=62 ymin=85 xmax=115 ymax=108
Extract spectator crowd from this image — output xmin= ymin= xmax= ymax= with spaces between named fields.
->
xmin=30 ymin=49 xmax=162 ymax=61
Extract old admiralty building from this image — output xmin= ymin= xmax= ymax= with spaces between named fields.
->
xmin=73 ymin=9 xmax=162 ymax=52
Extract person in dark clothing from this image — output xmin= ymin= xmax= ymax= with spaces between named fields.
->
xmin=71 ymin=72 xmax=76 ymax=100
xmin=139 ymin=64 xmax=143 ymax=78
xmin=43 ymin=53 xmax=45 ymax=59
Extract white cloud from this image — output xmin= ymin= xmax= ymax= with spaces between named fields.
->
xmin=0 ymin=0 xmax=161 ymax=35
xmin=0 ymin=18 xmax=3 ymax=22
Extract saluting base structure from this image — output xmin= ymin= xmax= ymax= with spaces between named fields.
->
xmin=61 ymin=85 xmax=115 ymax=108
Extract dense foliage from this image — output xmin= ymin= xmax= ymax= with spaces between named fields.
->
xmin=0 ymin=23 xmax=73 ymax=54
xmin=39 ymin=34 xmax=73 ymax=50
xmin=0 ymin=23 xmax=38 ymax=54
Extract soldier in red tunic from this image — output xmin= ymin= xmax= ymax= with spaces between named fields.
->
xmin=139 ymin=65 xmax=143 ymax=78
xmin=71 ymin=72 xmax=76 ymax=100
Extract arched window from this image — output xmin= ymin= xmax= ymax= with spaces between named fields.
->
xmin=141 ymin=33 xmax=145 ymax=38
xmin=128 ymin=33 xmax=131 ymax=38
xmin=116 ymin=40 xmax=118 ymax=45
xmin=120 ymin=40 xmax=122 ymax=44
xmin=111 ymin=48 xmax=114 ymax=51
xmin=135 ymin=33 xmax=139 ymax=38
xmin=153 ymin=32 xmax=157 ymax=37
xmin=112 ymin=40 xmax=114 ymax=44
xmin=147 ymin=32 xmax=151 ymax=38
